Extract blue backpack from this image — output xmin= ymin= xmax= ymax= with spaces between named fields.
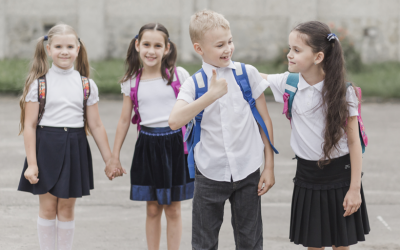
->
xmin=184 ymin=62 xmax=279 ymax=178
xmin=283 ymin=73 xmax=368 ymax=153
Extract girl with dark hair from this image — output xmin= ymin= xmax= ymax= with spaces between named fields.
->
xmin=18 ymin=24 xmax=121 ymax=250
xmin=110 ymin=23 xmax=193 ymax=250
xmin=261 ymin=21 xmax=370 ymax=249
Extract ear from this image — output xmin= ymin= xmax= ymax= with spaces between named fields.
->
xmin=76 ymin=44 xmax=80 ymax=54
xmin=164 ymin=42 xmax=170 ymax=56
xmin=314 ymin=52 xmax=325 ymax=65
xmin=46 ymin=44 xmax=51 ymax=56
xmin=135 ymin=39 xmax=140 ymax=52
xmin=193 ymin=43 xmax=204 ymax=56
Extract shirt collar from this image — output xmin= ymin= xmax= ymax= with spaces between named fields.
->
xmin=50 ymin=63 xmax=74 ymax=75
xmin=298 ymin=73 xmax=324 ymax=92
xmin=202 ymin=60 xmax=236 ymax=78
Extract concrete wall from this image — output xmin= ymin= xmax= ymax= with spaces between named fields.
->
xmin=1 ymin=0 xmax=400 ymax=63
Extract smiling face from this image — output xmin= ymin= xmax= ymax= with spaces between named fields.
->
xmin=287 ymin=31 xmax=324 ymax=74
xmin=46 ymin=34 xmax=80 ymax=70
xmin=135 ymin=30 xmax=170 ymax=69
xmin=194 ymin=27 xmax=234 ymax=68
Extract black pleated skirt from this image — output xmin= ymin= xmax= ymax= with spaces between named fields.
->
xmin=290 ymin=154 xmax=370 ymax=248
xmin=18 ymin=126 xmax=94 ymax=199
xmin=130 ymin=126 xmax=194 ymax=205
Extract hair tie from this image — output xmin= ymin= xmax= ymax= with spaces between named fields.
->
xmin=78 ymin=37 xmax=81 ymax=42
xmin=44 ymin=36 xmax=48 ymax=41
xmin=134 ymin=35 xmax=138 ymax=39
xmin=168 ymin=38 xmax=171 ymax=41
xmin=327 ymin=33 xmax=338 ymax=43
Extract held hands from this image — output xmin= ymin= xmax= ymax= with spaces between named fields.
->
xmin=258 ymin=168 xmax=275 ymax=196
xmin=104 ymin=156 xmax=127 ymax=181
xmin=24 ymin=165 xmax=39 ymax=184
xmin=343 ymin=187 xmax=362 ymax=217
xmin=208 ymin=69 xmax=228 ymax=99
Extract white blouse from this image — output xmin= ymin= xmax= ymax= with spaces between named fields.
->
xmin=25 ymin=64 xmax=99 ymax=128
xmin=267 ymin=72 xmax=359 ymax=161
xmin=177 ymin=61 xmax=269 ymax=182
xmin=121 ymin=66 xmax=190 ymax=128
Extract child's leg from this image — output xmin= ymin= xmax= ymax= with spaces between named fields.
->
xmin=332 ymin=246 xmax=349 ymax=250
xmin=308 ymin=248 xmax=325 ymax=250
xmin=57 ymin=198 xmax=77 ymax=250
xmin=164 ymin=201 xmax=182 ymax=250
xmin=146 ymin=201 xmax=164 ymax=250
xmin=192 ymin=173 xmax=232 ymax=250
xmin=229 ymin=169 xmax=262 ymax=250
xmin=38 ymin=193 xmax=58 ymax=250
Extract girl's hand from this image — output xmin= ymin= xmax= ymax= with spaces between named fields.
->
xmin=208 ymin=69 xmax=228 ymax=99
xmin=24 ymin=165 xmax=39 ymax=184
xmin=258 ymin=168 xmax=275 ymax=196
xmin=343 ymin=187 xmax=362 ymax=217
xmin=104 ymin=156 xmax=127 ymax=180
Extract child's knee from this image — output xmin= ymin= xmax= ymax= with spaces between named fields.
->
xmin=164 ymin=203 xmax=181 ymax=219
xmin=39 ymin=204 xmax=57 ymax=219
xmin=146 ymin=202 xmax=163 ymax=218
xmin=57 ymin=199 xmax=76 ymax=219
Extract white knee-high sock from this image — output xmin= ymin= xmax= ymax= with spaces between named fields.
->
xmin=57 ymin=220 xmax=75 ymax=250
xmin=37 ymin=216 xmax=56 ymax=250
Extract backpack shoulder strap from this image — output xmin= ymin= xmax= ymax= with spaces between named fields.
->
xmin=232 ymin=62 xmax=278 ymax=154
xmin=169 ymin=67 xmax=181 ymax=97
xmin=81 ymin=76 xmax=91 ymax=126
xmin=185 ymin=68 xmax=208 ymax=178
xmin=37 ymin=75 xmax=47 ymax=125
xmin=130 ymin=71 xmax=142 ymax=131
xmin=283 ymin=73 xmax=299 ymax=120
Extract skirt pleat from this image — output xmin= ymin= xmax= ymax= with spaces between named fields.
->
xmin=290 ymin=154 xmax=370 ymax=248
xmin=18 ymin=126 xmax=93 ymax=199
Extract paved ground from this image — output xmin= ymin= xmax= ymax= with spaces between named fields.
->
xmin=1 ymin=95 xmax=399 ymax=250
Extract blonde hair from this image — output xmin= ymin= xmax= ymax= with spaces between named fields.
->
xmin=19 ymin=24 xmax=90 ymax=135
xmin=189 ymin=10 xmax=230 ymax=43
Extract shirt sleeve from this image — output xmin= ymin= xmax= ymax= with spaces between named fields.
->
xmin=266 ymin=72 xmax=290 ymax=103
xmin=121 ymin=78 xmax=133 ymax=97
xmin=176 ymin=66 xmax=191 ymax=84
xmin=25 ymin=79 xmax=39 ymax=102
xmin=346 ymin=85 xmax=359 ymax=117
xmin=244 ymin=64 xmax=270 ymax=99
xmin=87 ymin=79 xmax=100 ymax=106
xmin=177 ymin=76 xmax=195 ymax=104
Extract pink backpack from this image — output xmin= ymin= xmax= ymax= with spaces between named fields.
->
xmin=130 ymin=68 xmax=188 ymax=154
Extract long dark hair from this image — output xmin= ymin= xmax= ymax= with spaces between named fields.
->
xmin=120 ymin=23 xmax=177 ymax=85
xmin=293 ymin=21 xmax=353 ymax=166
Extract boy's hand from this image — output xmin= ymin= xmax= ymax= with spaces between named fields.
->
xmin=104 ymin=156 xmax=127 ymax=180
xmin=258 ymin=168 xmax=275 ymax=196
xmin=24 ymin=165 xmax=39 ymax=184
xmin=208 ymin=69 xmax=228 ymax=99
xmin=343 ymin=187 xmax=362 ymax=217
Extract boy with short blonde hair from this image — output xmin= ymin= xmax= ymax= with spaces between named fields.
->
xmin=169 ymin=10 xmax=276 ymax=250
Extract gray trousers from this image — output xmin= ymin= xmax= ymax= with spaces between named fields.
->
xmin=192 ymin=168 xmax=263 ymax=250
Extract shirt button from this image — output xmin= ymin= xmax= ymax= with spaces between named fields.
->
xmin=64 ymin=127 xmax=68 ymax=131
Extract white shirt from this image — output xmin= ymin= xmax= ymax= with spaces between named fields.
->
xmin=267 ymin=72 xmax=359 ymax=161
xmin=178 ymin=61 xmax=269 ymax=182
xmin=121 ymin=67 xmax=190 ymax=128
xmin=25 ymin=64 xmax=99 ymax=128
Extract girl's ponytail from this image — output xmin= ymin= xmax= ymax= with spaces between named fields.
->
xmin=19 ymin=36 xmax=49 ymax=134
xmin=120 ymin=37 xmax=142 ymax=83
xmin=162 ymin=40 xmax=178 ymax=85
xmin=76 ymin=39 xmax=90 ymax=78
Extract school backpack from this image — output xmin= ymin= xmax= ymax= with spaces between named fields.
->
xmin=282 ymin=73 xmax=368 ymax=153
xmin=130 ymin=67 xmax=188 ymax=154
xmin=37 ymin=74 xmax=91 ymax=126
xmin=184 ymin=62 xmax=279 ymax=178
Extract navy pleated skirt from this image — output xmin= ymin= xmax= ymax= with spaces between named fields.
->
xmin=18 ymin=126 xmax=94 ymax=199
xmin=130 ymin=126 xmax=194 ymax=205
xmin=290 ymin=154 xmax=370 ymax=248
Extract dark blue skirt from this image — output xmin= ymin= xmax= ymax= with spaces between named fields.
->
xmin=18 ymin=126 xmax=94 ymax=198
xmin=290 ymin=154 xmax=370 ymax=248
xmin=130 ymin=126 xmax=194 ymax=205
